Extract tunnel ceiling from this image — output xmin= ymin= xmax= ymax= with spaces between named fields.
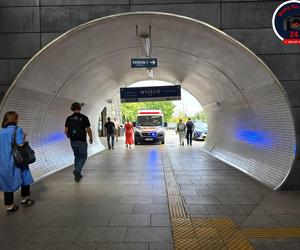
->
xmin=14 ymin=12 xmax=272 ymax=107
xmin=0 ymin=12 xmax=296 ymax=190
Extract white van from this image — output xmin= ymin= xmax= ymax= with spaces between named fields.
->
xmin=134 ymin=110 xmax=165 ymax=144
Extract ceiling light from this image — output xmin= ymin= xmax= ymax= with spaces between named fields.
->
xmin=146 ymin=68 xmax=154 ymax=78
xmin=139 ymin=34 xmax=151 ymax=57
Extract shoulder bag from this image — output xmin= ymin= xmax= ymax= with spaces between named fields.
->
xmin=11 ymin=127 xmax=36 ymax=168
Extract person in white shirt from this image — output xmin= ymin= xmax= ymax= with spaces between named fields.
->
xmin=176 ymin=119 xmax=186 ymax=146
xmin=114 ymin=118 xmax=120 ymax=142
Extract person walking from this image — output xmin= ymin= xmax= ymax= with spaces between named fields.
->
xmin=186 ymin=118 xmax=194 ymax=146
xmin=176 ymin=119 xmax=186 ymax=146
xmin=65 ymin=102 xmax=93 ymax=182
xmin=0 ymin=111 xmax=35 ymax=214
xmin=124 ymin=119 xmax=134 ymax=149
xmin=104 ymin=117 xmax=115 ymax=150
xmin=114 ymin=118 xmax=120 ymax=142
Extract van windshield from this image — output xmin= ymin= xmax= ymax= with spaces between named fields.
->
xmin=137 ymin=115 xmax=163 ymax=126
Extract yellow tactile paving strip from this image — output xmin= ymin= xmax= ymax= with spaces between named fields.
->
xmin=162 ymin=152 xmax=300 ymax=249
xmin=241 ymin=227 xmax=300 ymax=238
xmin=172 ymin=217 xmax=254 ymax=250
xmin=162 ymin=154 xmax=255 ymax=250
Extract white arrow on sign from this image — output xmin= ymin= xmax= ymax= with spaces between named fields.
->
xmin=150 ymin=60 xmax=156 ymax=65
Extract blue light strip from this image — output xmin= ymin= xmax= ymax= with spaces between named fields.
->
xmin=236 ymin=130 xmax=273 ymax=148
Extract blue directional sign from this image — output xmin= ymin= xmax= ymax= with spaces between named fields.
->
xmin=120 ymin=85 xmax=181 ymax=103
xmin=131 ymin=58 xmax=158 ymax=68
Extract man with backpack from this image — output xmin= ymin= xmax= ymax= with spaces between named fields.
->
xmin=104 ymin=117 xmax=115 ymax=150
xmin=65 ymin=102 xmax=93 ymax=182
xmin=186 ymin=118 xmax=194 ymax=146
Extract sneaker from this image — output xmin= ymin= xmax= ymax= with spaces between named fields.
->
xmin=108 ymin=147 xmax=111 ymax=150
xmin=6 ymin=205 xmax=19 ymax=215
xmin=112 ymin=147 xmax=114 ymax=150
xmin=20 ymin=198 xmax=35 ymax=207
xmin=74 ymin=176 xmax=81 ymax=182
xmin=73 ymin=170 xmax=82 ymax=177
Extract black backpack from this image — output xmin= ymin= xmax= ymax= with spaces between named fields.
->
xmin=106 ymin=122 xmax=115 ymax=134
xmin=68 ymin=116 xmax=85 ymax=140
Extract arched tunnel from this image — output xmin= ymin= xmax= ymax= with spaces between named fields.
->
xmin=0 ymin=12 xmax=297 ymax=190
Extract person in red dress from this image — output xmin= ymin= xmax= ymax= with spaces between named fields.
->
xmin=124 ymin=119 xmax=134 ymax=149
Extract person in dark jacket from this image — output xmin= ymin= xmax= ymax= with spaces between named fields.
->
xmin=186 ymin=118 xmax=194 ymax=146
xmin=0 ymin=111 xmax=35 ymax=214
xmin=65 ymin=102 xmax=93 ymax=182
xmin=104 ymin=117 xmax=115 ymax=150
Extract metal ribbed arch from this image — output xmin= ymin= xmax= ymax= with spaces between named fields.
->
xmin=0 ymin=12 xmax=296 ymax=189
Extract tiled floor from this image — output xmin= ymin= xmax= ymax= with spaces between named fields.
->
xmin=0 ymin=132 xmax=300 ymax=249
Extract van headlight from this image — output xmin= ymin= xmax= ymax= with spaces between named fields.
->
xmin=135 ymin=126 xmax=142 ymax=133
xmin=157 ymin=127 xmax=164 ymax=134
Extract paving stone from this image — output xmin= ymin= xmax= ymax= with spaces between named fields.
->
xmin=0 ymin=228 xmax=36 ymax=243
xmin=153 ymin=196 xmax=168 ymax=204
xmin=150 ymin=243 xmax=174 ymax=250
xmin=272 ymin=214 xmax=300 ymax=227
xmin=241 ymin=205 xmax=257 ymax=214
xmin=96 ymin=243 xmax=148 ymax=250
xmin=29 ymin=228 xmax=82 ymax=243
xmin=216 ymin=195 xmax=257 ymax=205
xmin=120 ymin=196 xmax=153 ymax=204
xmin=0 ymin=210 xmax=35 ymax=229
xmin=151 ymin=214 xmax=171 ymax=226
xmin=93 ymin=205 xmax=134 ymax=214
xmin=22 ymin=214 xmax=71 ymax=228
xmin=185 ymin=205 xmax=208 ymax=215
xmin=230 ymin=215 xmax=248 ymax=226
xmin=76 ymin=227 xmax=127 ymax=242
xmin=136 ymin=189 xmax=166 ymax=196
xmin=207 ymin=184 xmax=238 ymax=190
xmin=125 ymin=227 xmax=172 ymax=243
xmin=179 ymin=189 xmax=198 ymax=196
xmin=65 ymin=213 xmax=112 ymax=227
xmin=196 ymin=189 xmax=229 ymax=197
xmin=134 ymin=204 xmax=169 ymax=214
xmin=109 ymin=214 xmax=150 ymax=226
xmin=184 ymin=196 xmax=220 ymax=205
xmin=205 ymin=204 xmax=249 ymax=215
xmin=241 ymin=215 xmax=281 ymax=227
xmin=0 ymin=244 xmax=97 ymax=250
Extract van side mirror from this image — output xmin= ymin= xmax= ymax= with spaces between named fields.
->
xmin=164 ymin=122 xmax=168 ymax=127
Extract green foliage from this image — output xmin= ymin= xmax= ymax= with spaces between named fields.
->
xmin=193 ymin=111 xmax=207 ymax=122
xmin=121 ymin=101 xmax=175 ymax=122
xmin=169 ymin=111 xmax=188 ymax=123
xmin=170 ymin=111 xmax=207 ymax=124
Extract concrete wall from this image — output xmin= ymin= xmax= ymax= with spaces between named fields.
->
xmin=0 ymin=0 xmax=299 ymax=187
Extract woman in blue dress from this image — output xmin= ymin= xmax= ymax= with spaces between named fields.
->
xmin=0 ymin=111 xmax=35 ymax=214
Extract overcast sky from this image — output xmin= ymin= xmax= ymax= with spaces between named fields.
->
xmin=129 ymin=80 xmax=203 ymax=116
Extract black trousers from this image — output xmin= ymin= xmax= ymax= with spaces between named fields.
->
xmin=186 ymin=130 xmax=193 ymax=145
xmin=4 ymin=185 xmax=30 ymax=206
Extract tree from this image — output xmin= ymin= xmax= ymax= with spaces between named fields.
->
xmin=169 ymin=111 xmax=188 ymax=123
xmin=121 ymin=101 xmax=175 ymax=122
xmin=193 ymin=111 xmax=207 ymax=122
